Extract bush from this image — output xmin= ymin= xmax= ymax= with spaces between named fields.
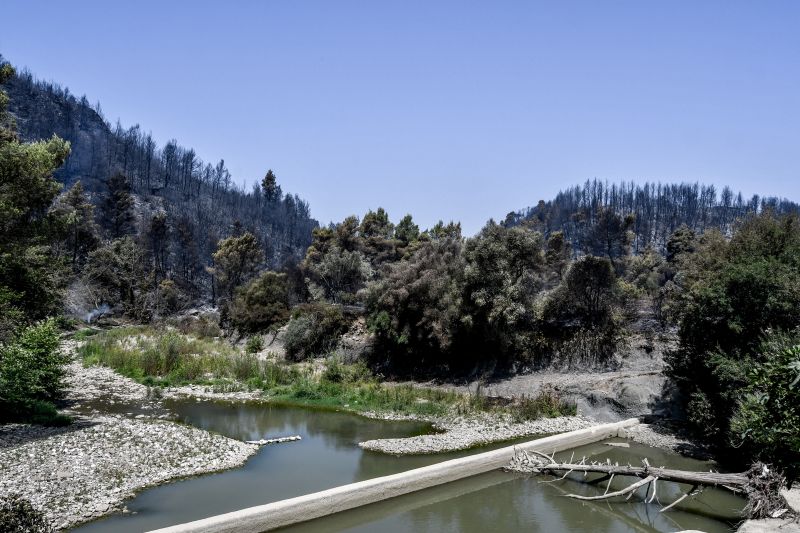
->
xmin=731 ymin=331 xmax=800 ymax=480
xmin=0 ymin=494 xmax=53 ymax=533
xmin=283 ymin=304 xmax=350 ymax=361
xmin=511 ymin=388 xmax=577 ymax=423
xmin=174 ymin=313 xmax=221 ymax=338
xmin=667 ymin=213 xmax=800 ymax=441
xmin=0 ymin=319 xmax=67 ymax=424
xmin=228 ymin=271 xmax=290 ymax=335
xmin=245 ymin=335 xmax=264 ymax=354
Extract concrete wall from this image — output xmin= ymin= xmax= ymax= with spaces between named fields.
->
xmin=149 ymin=418 xmax=639 ymax=533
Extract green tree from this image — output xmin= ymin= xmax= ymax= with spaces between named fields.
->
xmin=359 ymin=207 xmax=393 ymax=239
xmin=229 ymin=271 xmax=290 ymax=334
xmin=0 ymin=319 xmax=67 ymax=424
xmin=0 ymin=61 xmax=70 ymax=337
xmin=582 ymin=208 xmax=634 ymax=271
xmin=53 ymin=181 xmax=99 ymax=268
xmin=541 ymin=255 xmax=620 ymax=336
xmin=395 ymin=214 xmax=420 ymax=245
xmin=85 ymin=237 xmax=149 ymax=319
xmin=305 ymin=246 xmax=372 ymax=303
xmin=424 ymin=220 xmax=462 ymax=241
xmin=261 ymin=169 xmax=282 ymax=203
xmin=212 ymin=232 xmax=263 ymax=300
xmin=667 ymin=213 xmax=800 ymax=441
xmin=101 ymin=173 xmax=135 ymax=238
xmin=461 ymin=222 xmax=546 ymax=367
xmin=366 ymin=238 xmax=464 ymax=373
xmin=283 ymin=303 xmax=349 ymax=361
xmin=730 ymin=331 xmax=800 ymax=480
xmin=544 ymin=230 xmax=571 ymax=280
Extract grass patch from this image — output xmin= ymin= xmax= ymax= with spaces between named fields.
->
xmin=510 ymin=387 xmax=577 ymax=422
xmin=79 ymin=328 xmax=575 ymax=421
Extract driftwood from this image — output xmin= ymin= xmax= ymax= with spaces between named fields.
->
xmin=507 ymin=449 xmax=792 ymax=519
xmin=245 ymin=435 xmax=302 ymax=445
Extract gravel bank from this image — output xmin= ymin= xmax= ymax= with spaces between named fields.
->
xmin=0 ymin=343 xmax=260 ymax=531
xmin=359 ymin=413 xmax=595 ymax=454
xmin=0 ymin=416 xmax=257 ymax=530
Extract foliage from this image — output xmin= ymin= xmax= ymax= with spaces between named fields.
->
xmin=730 ymin=331 xmax=800 ymax=480
xmin=667 ymin=213 xmax=800 ymax=448
xmin=228 ymin=271 xmax=290 ymax=334
xmin=304 ymin=246 xmax=372 ymax=304
xmin=245 ymin=335 xmax=264 ymax=354
xmin=100 ymin=173 xmax=134 ymax=238
xmin=580 ymin=207 xmax=634 ymax=270
xmin=261 ymin=169 xmax=282 ymax=202
xmin=51 ymin=181 xmax=99 ymax=268
xmin=366 ymin=238 xmax=464 ymax=372
xmin=544 ymin=256 xmax=620 ymax=329
xmin=0 ymin=61 xmax=70 ymax=338
xmin=0 ymin=494 xmax=53 ymax=533
xmin=460 ymin=222 xmax=546 ymax=367
xmin=212 ymin=232 xmax=264 ymax=301
xmin=4 ymin=59 xmax=317 ymax=298
xmin=511 ymin=388 xmax=578 ymax=423
xmin=283 ymin=303 xmax=350 ymax=361
xmin=0 ymin=319 xmax=69 ymax=424
xmin=84 ymin=237 xmax=150 ymax=319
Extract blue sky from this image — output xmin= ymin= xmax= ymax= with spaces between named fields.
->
xmin=2 ymin=1 xmax=799 ymax=234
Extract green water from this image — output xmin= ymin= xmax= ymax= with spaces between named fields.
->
xmin=72 ymin=400 xmax=743 ymax=532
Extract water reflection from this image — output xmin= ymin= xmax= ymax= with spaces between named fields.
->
xmin=72 ymin=400 xmax=742 ymax=533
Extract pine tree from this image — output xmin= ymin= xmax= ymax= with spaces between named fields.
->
xmin=101 ymin=173 xmax=134 ymax=238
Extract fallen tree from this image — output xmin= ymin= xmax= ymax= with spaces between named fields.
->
xmin=506 ymin=449 xmax=793 ymax=520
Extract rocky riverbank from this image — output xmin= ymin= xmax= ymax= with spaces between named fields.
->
xmin=0 ymin=416 xmax=257 ymax=530
xmin=359 ymin=412 xmax=596 ymax=454
xmin=0 ymin=343 xmax=260 ymax=531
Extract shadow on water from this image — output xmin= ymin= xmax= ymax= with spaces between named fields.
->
xmin=71 ymin=399 xmax=743 ymax=533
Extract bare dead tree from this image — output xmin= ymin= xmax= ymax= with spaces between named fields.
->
xmin=507 ymin=450 xmax=793 ymax=520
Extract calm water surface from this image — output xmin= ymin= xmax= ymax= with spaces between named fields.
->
xmin=72 ymin=400 xmax=743 ymax=533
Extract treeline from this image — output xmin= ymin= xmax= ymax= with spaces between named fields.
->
xmin=505 ymin=179 xmax=799 ymax=253
xmin=2 ymin=57 xmax=317 ymax=289
xmin=221 ymin=207 xmax=631 ymax=375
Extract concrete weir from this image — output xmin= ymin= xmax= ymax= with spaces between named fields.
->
xmin=149 ymin=418 xmax=639 ymax=533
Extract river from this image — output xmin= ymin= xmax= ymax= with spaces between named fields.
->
xmin=72 ymin=399 xmax=743 ymax=533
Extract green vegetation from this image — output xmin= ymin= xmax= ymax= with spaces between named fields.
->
xmin=665 ymin=213 xmax=800 ymax=477
xmin=0 ymin=62 xmax=70 ymax=343
xmin=730 ymin=331 xmax=800 ymax=480
xmin=0 ymin=320 xmax=70 ymax=425
xmin=283 ymin=303 xmax=350 ymax=361
xmin=229 ymin=271 xmax=290 ymax=335
xmin=79 ymin=327 xmax=574 ymax=420
xmin=511 ymin=388 xmax=578 ymax=423
xmin=245 ymin=335 xmax=264 ymax=354
xmin=365 ymin=221 xmax=627 ymax=374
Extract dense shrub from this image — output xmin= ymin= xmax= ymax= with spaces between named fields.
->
xmin=0 ymin=494 xmax=53 ymax=533
xmin=459 ymin=222 xmax=546 ymax=368
xmin=667 ymin=213 xmax=800 ymax=441
xmin=228 ymin=271 xmax=290 ymax=334
xmin=366 ymin=238 xmax=464 ymax=373
xmin=245 ymin=335 xmax=264 ymax=354
xmin=283 ymin=303 xmax=349 ymax=361
xmin=538 ymin=256 xmax=626 ymax=367
xmin=0 ymin=319 xmax=68 ymax=424
xmin=730 ymin=331 xmax=800 ymax=480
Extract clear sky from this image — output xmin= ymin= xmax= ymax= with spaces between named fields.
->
xmin=2 ymin=1 xmax=799 ymax=234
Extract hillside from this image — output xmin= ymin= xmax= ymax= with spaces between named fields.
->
xmin=2 ymin=57 xmax=317 ymax=276
xmin=504 ymin=179 xmax=799 ymax=254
